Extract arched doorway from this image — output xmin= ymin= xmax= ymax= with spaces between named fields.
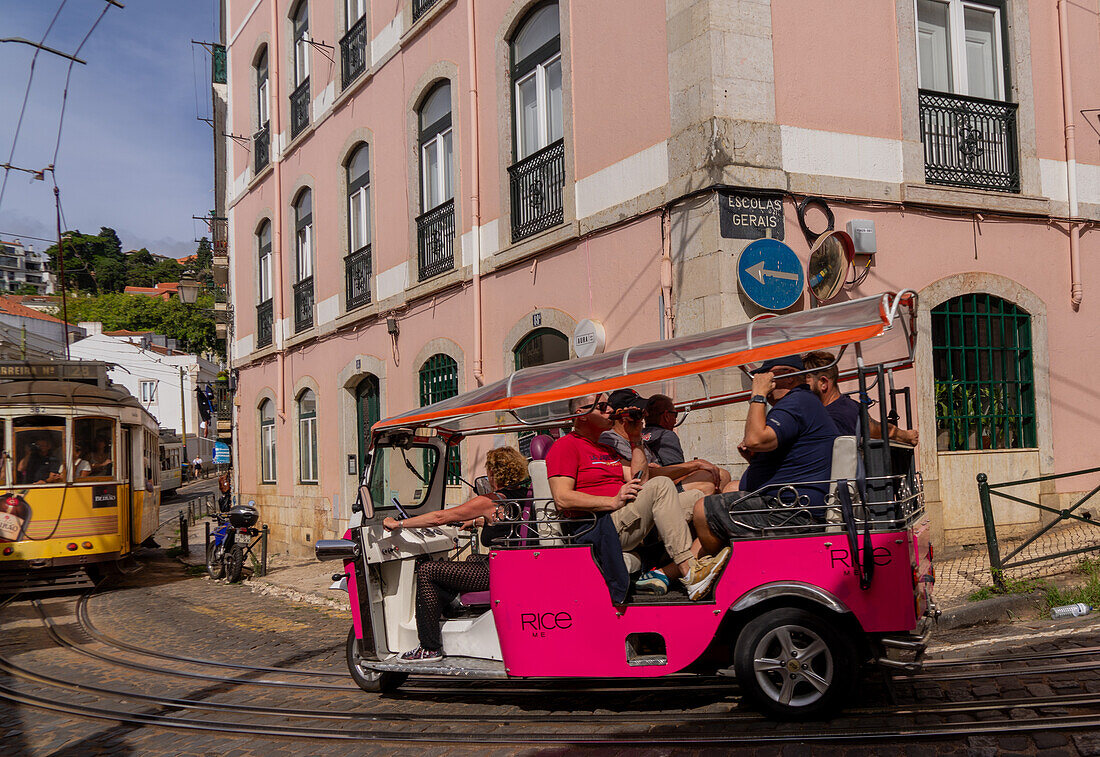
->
xmin=354 ymin=374 xmax=379 ymax=478
xmin=513 ymin=327 xmax=569 ymax=370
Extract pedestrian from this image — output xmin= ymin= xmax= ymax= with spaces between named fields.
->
xmin=192 ymin=455 xmax=203 ymax=480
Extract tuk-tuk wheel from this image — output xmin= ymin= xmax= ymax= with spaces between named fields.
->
xmin=733 ymin=606 xmax=856 ymax=720
xmin=346 ymin=626 xmax=407 ymax=694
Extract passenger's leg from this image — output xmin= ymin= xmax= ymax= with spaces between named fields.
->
xmin=645 ymin=478 xmax=695 ymax=579
xmin=414 ymin=559 xmax=490 ymax=652
xmin=692 ymin=498 xmax=726 ymax=556
xmin=678 ymin=471 xmax=716 ymax=497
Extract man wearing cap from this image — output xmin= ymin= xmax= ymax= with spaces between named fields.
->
xmin=692 ymin=355 xmax=839 ymax=553
xmin=546 ymin=392 xmax=731 ymax=600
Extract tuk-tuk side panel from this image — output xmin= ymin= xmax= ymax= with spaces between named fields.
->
xmin=491 ymin=530 xmax=922 ymax=679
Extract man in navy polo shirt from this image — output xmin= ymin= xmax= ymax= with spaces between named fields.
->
xmin=692 ymin=355 xmax=839 ymax=554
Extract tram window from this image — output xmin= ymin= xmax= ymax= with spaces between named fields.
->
xmin=74 ymin=417 xmax=116 ymax=481
xmin=0 ymin=419 xmax=6 ymax=485
xmin=13 ymin=416 xmax=66 ymax=485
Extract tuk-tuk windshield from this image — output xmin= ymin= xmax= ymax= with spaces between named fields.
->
xmin=367 ymin=443 xmax=441 ymax=512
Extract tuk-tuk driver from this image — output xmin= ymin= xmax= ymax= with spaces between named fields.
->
xmin=546 ymin=392 xmax=731 ymax=601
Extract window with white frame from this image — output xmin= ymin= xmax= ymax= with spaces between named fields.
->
xmin=511 ymin=3 xmax=562 ymax=161
xmin=260 ymin=399 xmax=276 ymax=484
xmin=298 ymin=389 xmax=318 ymax=484
xmin=916 ymin=0 xmax=1006 ymax=100
xmin=418 ymin=82 xmax=453 ymax=212
xmin=140 ymin=381 xmax=156 ymax=403
xmin=256 ymin=47 xmax=269 ymax=126
xmin=258 ymin=221 xmax=272 ymax=302
xmin=346 ymin=0 xmax=365 ymax=30
xmin=347 ymin=144 xmax=371 ymax=253
xmin=292 ymin=1 xmax=310 ymax=87
xmin=294 ymin=189 xmax=313 ymax=281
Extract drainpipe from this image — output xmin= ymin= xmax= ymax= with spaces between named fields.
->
xmin=270 ymin=0 xmax=289 ymax=416
xmin=466 ymin=0 xmax=485 ymax=385
xmin=661 ymin=208 xmax=674 ymax=339
xmin=1057 ymin=0 xmax=1082 ymax=309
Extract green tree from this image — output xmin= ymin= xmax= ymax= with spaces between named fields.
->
xmin=91 ymin=256 xmax=127 ymax=293
xmin=63 ymin=292 xmax=220 ymax=358
xmin=44 ymin=230 xmax=103 ymax=293
xmin=151 ymin=257 xmax=184 ymax=283
xmin=125 ymin=248 xmax=156 ymax=287
xmin=97 ymin=227 xmax=124 ymax=262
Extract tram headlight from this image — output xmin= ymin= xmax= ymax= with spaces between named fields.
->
xmin=2 ymin=546 xmax=12 ymax=556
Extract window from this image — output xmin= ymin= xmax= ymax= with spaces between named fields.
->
xmin=513 ymin=327 xmax=569 ymax=370
xmin=140 ymin=381 xmax=157 ymax=403
xmin=346 ymin=0 xmax=364 ymax=28
xmin=256 ymin=47 xmax=269 ymax=125
xmin=419 ymin=82 xmax=453 ymax=213
xmin=294 ymin=190 xmax=313 ymax=281
xmin=916 ymin=0 xmax=1005 ymax=100
xmin=260 ymin=400 xmax=276 ymax=483
xmin=257 ymin=221 xmax=272 ymax=303
xmin=73 ymin=417 xmax=116 ymax=482
xmin=931 ymin=294 xmax=1035 ymax=451
xmin=292 ymin=1 xmax=310 ymax=87
xmin=511 ymin=3 xmax=562 ymax=161
xmin=418 ymin=354 xmax=460 ymax=484
xmin=298 ymin=389 xmax=318 ymax=484
xmin=346 ymin=144 xmax=372 ymax=309
xmin=341 ymin=0 xmax=368 ymax=86
xmin=355 ymin=375 xmax=379 ymax=477
xmin=14 ymin=416 xmax=66 ymax=486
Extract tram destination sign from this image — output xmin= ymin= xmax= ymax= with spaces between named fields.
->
xmin=719 ymin=191 xmax=784 ymax=241
xmin=0 ymin=361 xmax=107 ymax=385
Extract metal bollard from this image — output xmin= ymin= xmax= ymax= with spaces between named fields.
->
xmin=204 ymin=519 xmax=210 ymax=558
xmin=260 ymin=524 xmax=269 ymax=577
xmin=179 ymin=511 xmax=189 ymax=556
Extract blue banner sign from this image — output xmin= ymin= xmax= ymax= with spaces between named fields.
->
xmin=213 ymin=441 xmax=231 ymax=464
xmin=736 ymin=239 xmax=805 ymax=311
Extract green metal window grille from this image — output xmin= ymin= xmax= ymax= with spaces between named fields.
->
xmin=418 ymin=354 xmax=461 ymax=484
xmin=212 ymin=44 xmax=227 ymax=84
xmin=931 ymin=294 xmax=1036 ymax=452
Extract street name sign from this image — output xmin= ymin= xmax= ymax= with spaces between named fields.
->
xmin=719 ymin=191 xmax=784 ymax=240
xmin=736 ymin=239 xmax=805 ymax=311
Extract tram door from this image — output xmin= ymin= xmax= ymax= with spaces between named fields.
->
xmin=120 ymin=427 xmax=133 ymax=553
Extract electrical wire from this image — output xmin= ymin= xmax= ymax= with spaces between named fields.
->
xmin=0 ymin=0 xmax=69 ymax=215
xmin=51 ymin=1 xmax=114 ymax=169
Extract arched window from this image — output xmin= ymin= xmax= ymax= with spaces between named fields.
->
xmin=346 ymin=144 xmax=371 ymax=309
xmin=419 ymin=354 xmax=460 ymax=483
xmin=418 ymin=82 xmax=453 ymax=213
xmin=254 ymin=47 xmax=270 ymax=172
xmin=290 ymin=1 xmax=310 ymax=137
xmin=256 ymin=221 xmax=273 ymax=348
xmin=513 ymin=327 xmax=569 ymax=370
xmin=298 ymin=389 xmax=318 ymax=484
xmin=293 ymin=189 xmax=314 ymax=332
xmin=931 ymin=294 xmax=1035 ymax=451
xmin=260 ymin=400 xmax=276 ymax=483
xmin=354 ymin=375 xmax=379 ymax=476
xmin=511 ymin=3 xmax=562 ymax=161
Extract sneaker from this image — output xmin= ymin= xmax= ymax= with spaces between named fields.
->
xmin=399 ymin=646 xmax=442 ymax=663
xmin=683 ymin=547 xmax=732 ymax=601
xmin=634 ymin=569 xmax=670 ymax=595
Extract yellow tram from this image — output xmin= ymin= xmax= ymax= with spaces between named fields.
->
xmin=0 ymin=362 xmax=161 ymax=591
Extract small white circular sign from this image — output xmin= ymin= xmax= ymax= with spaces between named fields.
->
xmin=573 ymin=319 xmax=606 ymax=358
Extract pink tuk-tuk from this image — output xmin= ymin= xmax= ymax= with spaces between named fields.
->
xmin=316 ymin=292 xmax=937 ymax=719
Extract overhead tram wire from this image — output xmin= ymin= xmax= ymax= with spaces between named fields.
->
xmin=51 ymin=1 xmax=117 ymax=169
xmin=0 ymin=0 xmax=69 ymax=215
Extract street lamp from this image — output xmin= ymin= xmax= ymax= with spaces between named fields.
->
xmin=178 ymin=278 xmax=200 ymax=304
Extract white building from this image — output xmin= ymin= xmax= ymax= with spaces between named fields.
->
xmin=69 ymin=323 xmax=220 ymax=462
xmin=0 ymin=240 xmax=54 ymax=294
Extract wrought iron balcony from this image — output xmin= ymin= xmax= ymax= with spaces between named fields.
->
xmin=345 ymin=244 xmax=372 ymax=310
xmin=509 ymin=139 xmax=565 ymax=242
xmin=256 ymin=299 xmax=273 ymax=348
xmin=290 ymin=79 xmax=310 ymax=139
xmin=412 ymin=0 xmax=439 ymax=22
xmin=254 ymin=122 xmax=270 ymax=173
xmin=340 ymin=17 xmax=368 ymax=88
xmin=294 ymin=277 xmax=314 ymax=332
xmin=416 ymin=199 xmax=455 ymax=281
xmin=918 ymin=89 xmax=1019 ymax=193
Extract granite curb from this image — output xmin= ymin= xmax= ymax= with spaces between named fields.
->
xmin=936 ymin=591 xmax=1045 ymax=630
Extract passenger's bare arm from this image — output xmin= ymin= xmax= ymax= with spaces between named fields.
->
xmin=867 ymin=417 xmax=919 ymax=445
xmin=742 ymin=373 xmax=779 ymax=452
xmin=548 ymin=475 xmax=641 ymax=513
xmin=383 ymin=494 xmax=495 ymax=530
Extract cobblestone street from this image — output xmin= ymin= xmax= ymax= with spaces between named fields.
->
xmin=3 ymin=552 xmax=1100 ymax=755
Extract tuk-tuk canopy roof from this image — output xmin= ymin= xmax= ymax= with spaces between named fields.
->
xmin=375 ymin=293 xmax=903 ymax=435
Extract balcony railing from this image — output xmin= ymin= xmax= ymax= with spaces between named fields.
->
xmin=345 ymin=244 xmax=372 ymax=310
xmin=340 ymin=17 xmax=368 ymax=88
xmin=254 ymin=122 xmax=270 ymax=173
xmin=416 ymin=199 xmax=455 ymax=281
xmin=412 ymin=0 xmax=439 ymax=22
xmin=509 ymin=139 xmax=565 ymax=242
xmin=257 ymin=299 xmax=273 ymax=348
xmin=918 ymin=89 xmax=1019 ymax=193
xmin=294 ymin=277 xmax=314 ymax=332
xmin=290 ymin=79 xmax=310 ymax=139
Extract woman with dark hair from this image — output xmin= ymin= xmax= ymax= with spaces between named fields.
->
xmin=382 ymin=446 xmax=529 ymax=663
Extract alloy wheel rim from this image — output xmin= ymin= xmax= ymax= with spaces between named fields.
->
xmin=751 ymin=623 xmax=833 ymax=707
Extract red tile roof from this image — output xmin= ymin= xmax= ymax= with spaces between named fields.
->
xmin=0 ymin=296 xmax=65 ymax=323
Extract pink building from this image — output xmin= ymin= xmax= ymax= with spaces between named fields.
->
xmin=224 ymin=0 xmax=1100 ymax=556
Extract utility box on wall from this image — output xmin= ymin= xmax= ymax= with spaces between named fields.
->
xmin=846 ymin=220 xmax=877 ymax=255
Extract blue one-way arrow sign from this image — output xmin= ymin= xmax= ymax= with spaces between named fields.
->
xmin=736 ymin=239 xmax=805 ymax=311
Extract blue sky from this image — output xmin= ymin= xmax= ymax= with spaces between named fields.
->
xmin=0 ymin=1 xmax=218 ymax=258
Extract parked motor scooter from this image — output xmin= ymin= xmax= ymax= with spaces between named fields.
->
xmin=206 ymin=502 xmax=259 ymax=583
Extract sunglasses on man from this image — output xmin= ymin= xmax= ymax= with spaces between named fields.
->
xmin=577 ymin=401 xmax=612 ymax=413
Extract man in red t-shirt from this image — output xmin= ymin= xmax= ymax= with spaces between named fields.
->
xmin=546 ymin=393 xmax=730 ymax=601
